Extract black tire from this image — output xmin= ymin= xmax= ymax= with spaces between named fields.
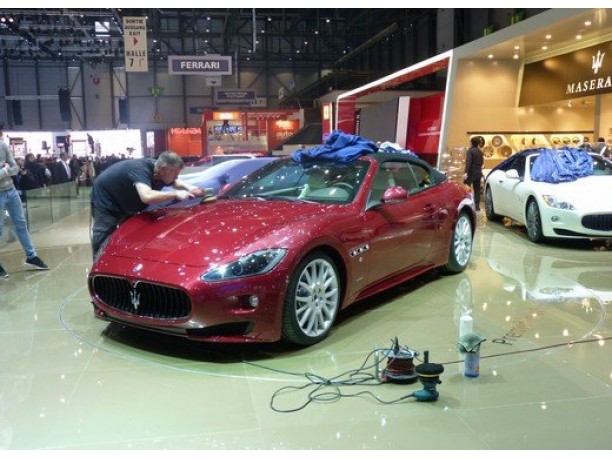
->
xmin=485 ymin=186 xmax=503 ymax=222
xmin=281 ymin=251 xmax=341 ymax=345
xmin=441 ymin=212 xmax=473 ymax=274
xmin=525 ymin=198 xmax=545 ymax=243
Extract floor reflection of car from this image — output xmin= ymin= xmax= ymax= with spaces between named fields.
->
xmin=484 ymin=230 xmax=612 ymax=304
xmin=88 ymin=152 xmax=476 ymax=345
xmin=484 ymin=151 xmax=612 ymax=243
xmin=147 ymin=157 xmax=278 ymax=210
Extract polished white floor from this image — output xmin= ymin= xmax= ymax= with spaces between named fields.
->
xmin=1 ymin=208 xmax=611 ymax=451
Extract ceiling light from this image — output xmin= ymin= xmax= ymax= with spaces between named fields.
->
xmin=513 ymin=54 xmax=519 ymax=60
xmin=584 ymin=20 xmax=592 ymax=26
xmin=542 ymin=46 xmax=548 ymax=50
xmin=545 ymin=34 xmax=552 ymax=39
xmin=576 ymin=34 xmax=582 ymax=40
xmin=487 ymin=54 xmax=494 ymax=59
xmin=514 ymin=45 xmax=520 ymax=50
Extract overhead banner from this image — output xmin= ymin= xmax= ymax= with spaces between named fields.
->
xmin=520 ymin=40 xmax=612 ymax=106
xmin=214 ymin=89 xmax=256 ymax=106
xmin=168 ymin=55 xmax=232 ymax=75
xmin=123 ymin=16 xmax=148 ymax=72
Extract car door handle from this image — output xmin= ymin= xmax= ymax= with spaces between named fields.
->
xmin=423 ymin=204 xmax=435 ymax=212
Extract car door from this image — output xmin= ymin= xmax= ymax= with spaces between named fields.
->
xmin=495 ymin=155 xmax=528 ymax=219
xmin=365 ymin=161 xmax=439 ymax=284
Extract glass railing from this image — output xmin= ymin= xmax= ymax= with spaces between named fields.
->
xmin=1 ymin=183 xmax=91 ymax=248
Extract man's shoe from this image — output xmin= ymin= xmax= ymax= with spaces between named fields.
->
xmin=25 ymin=256 xmax=49 ymax=270
xmin=0 ymin=264 xmax=8 ymax=278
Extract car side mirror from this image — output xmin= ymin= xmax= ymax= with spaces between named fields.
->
xmin=381 ymin=186 xmax=408 ymax=203
xmin=218 ymin=172 xmax=230 ymax=184
xmin=505 ymin=169 xmax=520 ymax=180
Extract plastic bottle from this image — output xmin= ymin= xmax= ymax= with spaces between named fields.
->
xmin=459 ymin=313 xmax=473 ymax=338
xmin=464 ymin=349 xmax=480 ymax=377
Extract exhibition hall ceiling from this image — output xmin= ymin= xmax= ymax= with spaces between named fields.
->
xmin=0 ymin=8 xmax=423 ymax=66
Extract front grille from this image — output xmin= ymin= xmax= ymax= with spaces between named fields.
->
xmin=582 ymin=214 xmax=612 ymax=231
xmin=92 ymin=276 xmax=191 ymax=319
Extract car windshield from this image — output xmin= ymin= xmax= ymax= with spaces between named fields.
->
xmin=591 ymin=155 xmax=612 ymax=175
xmin=225 ymin=158 xmax=370 ymax=204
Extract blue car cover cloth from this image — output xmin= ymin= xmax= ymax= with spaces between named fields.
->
xmin=291 ymin=130 xmax=378 ymax=163
xmin=531 ymin=147 xmax=593 ymax=183
xmin=378 ymin=141 xmax=418 ymax=158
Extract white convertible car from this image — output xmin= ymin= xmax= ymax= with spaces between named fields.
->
xmin=484 ymin=149 xmax=612 ymax=243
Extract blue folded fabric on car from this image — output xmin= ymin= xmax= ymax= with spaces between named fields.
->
xmin=378 ymin=141 xmax=419 ymax=157
xmin=291 ymin=129 xmax=378 ymax=163
xmin=531 ymin=147 xmax=593 ymax=183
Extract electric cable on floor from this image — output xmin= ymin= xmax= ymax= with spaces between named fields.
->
xmin=435 ymin=335 xmax=612 ymax=365
xmin=59 ymin=289 xmax=612 ymax=411
xmin=268 ymin=346 xmax=417 ymax=413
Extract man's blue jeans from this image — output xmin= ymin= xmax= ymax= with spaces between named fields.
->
xmin=0 ymin=188 xmax=37 ymax=259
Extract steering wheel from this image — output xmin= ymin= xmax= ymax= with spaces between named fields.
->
xmin=333 ymin=182 xmax=354 ymax=192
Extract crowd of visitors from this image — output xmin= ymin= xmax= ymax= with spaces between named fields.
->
xmin=11 ymin=152 xmax=131 ymax=193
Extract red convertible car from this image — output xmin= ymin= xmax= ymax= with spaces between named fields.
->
xmin=88 ymin=152 xmax=476 ymax=345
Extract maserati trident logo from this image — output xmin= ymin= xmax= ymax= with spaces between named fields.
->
xmin=129 ymin=288 xmax=140 ymax=311
xmin=592 ymin=50 xmax=605 ymax=74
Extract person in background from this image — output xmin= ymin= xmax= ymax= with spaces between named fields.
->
xmin=13 ymin=157 xmax=38 ymax=193
xmin=464 ymin=136 xmax=484 ymax=211
xmin=579 ymin=136 xmax=593 ymax=152
xmin=24 ymin=153 xmax=48 ymax=189
xmin=87 ymin=133 xmax=95 ymax=155
xmin=52 ymin=151 xmax=75 ymax=185
xmin=0 ymin=124 xmax=49 ymax=278
xmin=63 ymin=134 xmax=71 ymax=154
xmin=597 ymin=137 xmax=612 ymax=158
xmin=90 ymin=151 xmax=206 ymax=261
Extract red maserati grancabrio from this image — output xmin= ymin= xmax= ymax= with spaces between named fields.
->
xmin=88 ymin=152 xmax=477 ymax=345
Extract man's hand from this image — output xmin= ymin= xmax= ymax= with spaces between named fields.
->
xmin=190 ymin=187 xmax=206 ymax=198
xmin=175 ymin=190 xmax=195 ymax=201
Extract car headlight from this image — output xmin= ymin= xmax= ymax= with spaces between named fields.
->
xmin=541 ymin=195 xmax=575 ymax=210
xmin=201 ymin=249 xmax=287 ymax=281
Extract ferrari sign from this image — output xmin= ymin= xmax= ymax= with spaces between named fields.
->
xmin=168 ymin=55 xmax=232 ymax=75
xmin=124 ymin=17 xmax=148 ymax=72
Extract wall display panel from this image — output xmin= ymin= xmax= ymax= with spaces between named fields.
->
xmin=39 ymin=100 xmax=68 ymax=131
xmin=127 ymin=72 xmax=155 ymax=97
xmin=184 ymin=75 xmax=215 ymax=96
xmin=359 ymin=98 xmax=398 ymax=143
xmin=153 ymin=97 xmax=186 ymax=126
xmin=155 ymin=71 xmax=184 ymax=96
xmin=7 ymin=65 xmax=37 ymax=96
xmin=468 ymin=131 xmax=592 ymax=170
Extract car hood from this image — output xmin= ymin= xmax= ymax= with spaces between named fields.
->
xmin=104 ymin=198 xmax=345 ymax=267
xmin=533 ymin=176 xmax=612 ymax=210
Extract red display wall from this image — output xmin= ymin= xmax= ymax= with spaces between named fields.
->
xmin=321 ymin=102 xmax=333 ymax=140
xmin=336 ymin=96 xmax=356 ymax=134
xmin=267 ymin=119 xmax=300 ymax=150
xmin=405 ymin=93 xmax=444 ymax=165
xmin=167 ymin=128 xmax=204 ymax=157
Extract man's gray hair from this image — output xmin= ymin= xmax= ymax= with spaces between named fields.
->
xmin=155 ymin=151 xmax=184 ymax=169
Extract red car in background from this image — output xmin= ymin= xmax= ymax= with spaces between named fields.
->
xmin=88 ymin=152 xmax=476 ymax=345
